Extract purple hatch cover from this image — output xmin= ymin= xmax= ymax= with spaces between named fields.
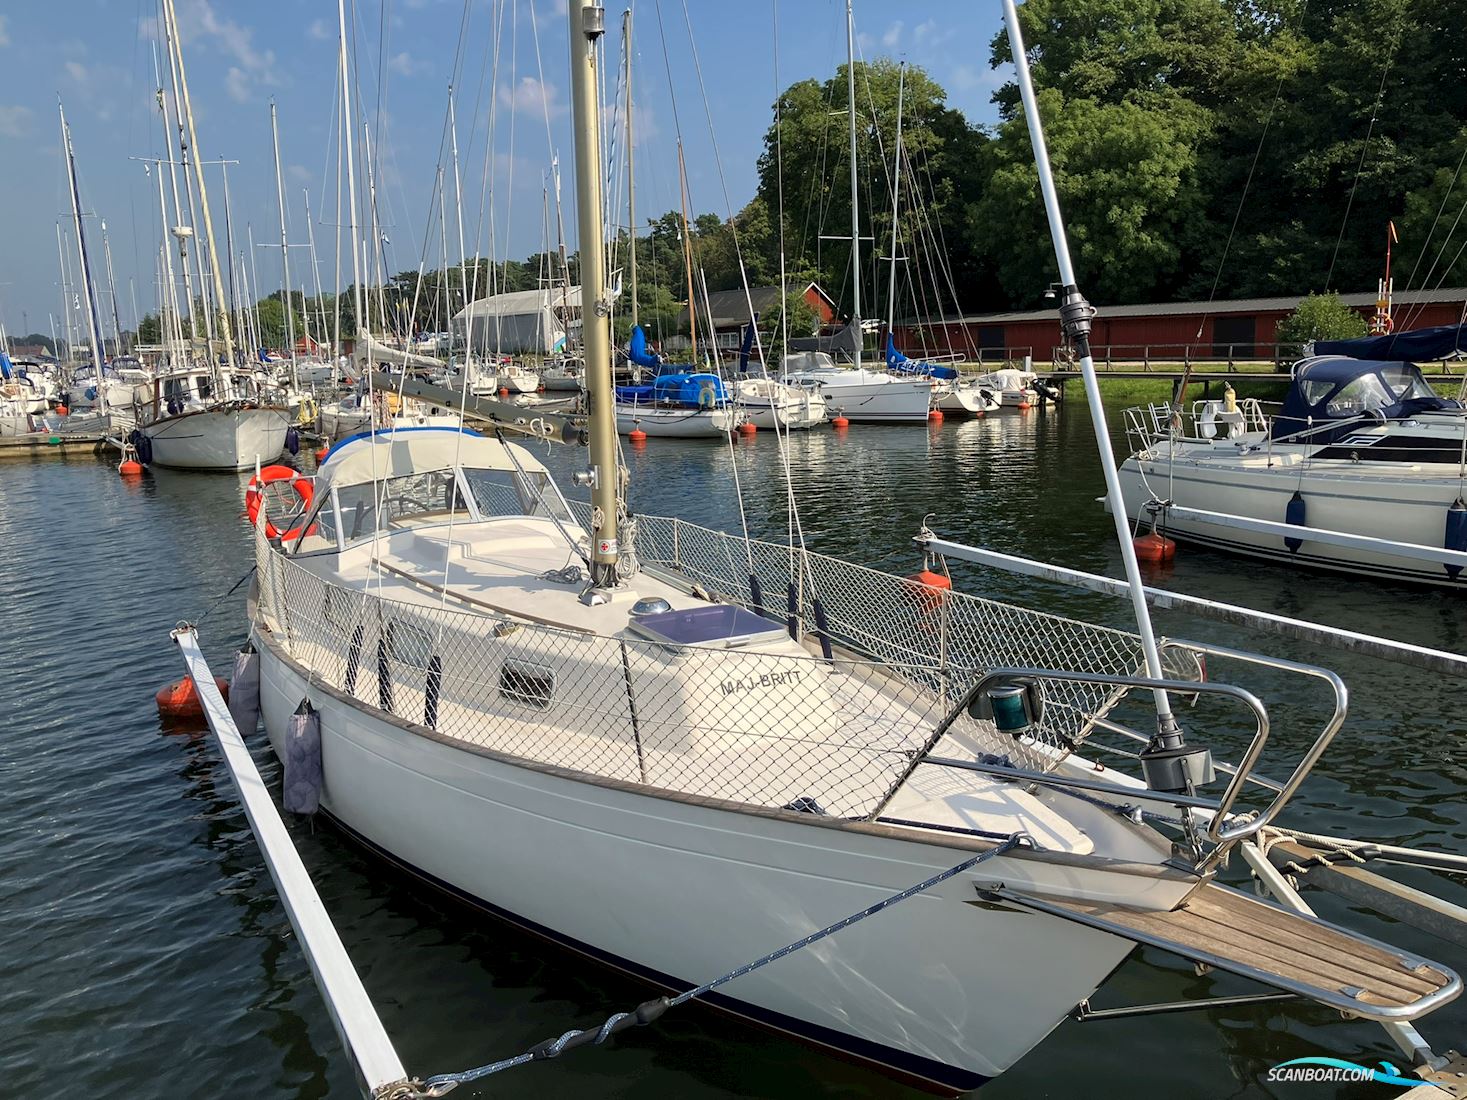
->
xmin=630 ymin=603 xmax=785 ymax=646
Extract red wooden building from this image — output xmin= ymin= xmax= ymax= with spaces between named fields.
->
xmin=895 ymin=287 xmax=1467 ymax=364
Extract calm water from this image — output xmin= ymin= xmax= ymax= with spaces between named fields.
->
xmin=1 ymin=403 xmax=1464 ymax=1099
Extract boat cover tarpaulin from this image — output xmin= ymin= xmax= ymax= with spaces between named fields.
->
xmin=789 ymin=321 xmax=860 ymax=357
xmin=1313 ymin=323 xmax=1467 ymax=361
xmin=1273 ymin=356 xmax=1460 ymax=441
xmin=885 ymin=335 xmax=958 ymax=380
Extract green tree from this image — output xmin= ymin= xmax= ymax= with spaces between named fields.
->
xmin=756 ymin=61 xmax=984 ymax=317
xmin=1275 ymin=291 xmax=1368 ymax=353
xmin=974 ymin=88 xmax=1207 ymax=304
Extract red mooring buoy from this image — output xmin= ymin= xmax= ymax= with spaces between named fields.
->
xmin=629 ymin=428 xmax=648 ymax=443
xmin=904 ymin=569 xmax=953 ymax=611
xmin=738 ymin=421 xmax=757 ymax=435
xmin=1133 ymin=532 xmax=1177 ymax=562
xmin=118 ymin=459 xmax=144 ymax=477
xmin=156 ymin=676 xmax=229 ymax=721
xmin=831 ymin=416 xmax=850 ymax=429
xmin=927 ymin=409 xmax=944 ymax=423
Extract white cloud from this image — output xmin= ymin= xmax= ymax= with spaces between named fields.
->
xmin=913 ymin=19 xmax=938 ymax=46
xmin=156 ymin=0 xmax=280 ymax=103
xmin=0 ymin=16 xmax=10 ymax=47
xmin=497 ymin=75 xmax=564 ymax=117
xmin=0 ymin=105 xmax=32 ymax=137
xmin=387 ymin=51 xmax=420 ymax=77
xmin=951 ymin=64 xmax=981 ymax=92
xmin=225 ymin=67 xmax=251 ymax=103
xmin=882 ymin=21 xmax=903 ymax=49
xmin=307 ymin=18 xmax=330 ymax=41
xmin=65 ymin=60 xmax=88 ymax=85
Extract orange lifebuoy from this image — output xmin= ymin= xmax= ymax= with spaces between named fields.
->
xmin=246 ymin=464 xmax=317 ymax=542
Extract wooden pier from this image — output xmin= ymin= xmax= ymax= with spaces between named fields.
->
xmin=0 ymin=432 xmax=112 ymax=460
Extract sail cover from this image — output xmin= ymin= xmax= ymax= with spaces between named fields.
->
xmin=885 ymin=334 xmax=958 ymax=380
xmin=628 ymin=324 xmax=662 ymax=369
xmin=1313 ymin=323 xmax=1467 ymax=361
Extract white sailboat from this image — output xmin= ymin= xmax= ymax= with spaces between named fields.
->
xmin=137 ymin=0 xmax=289 ymax=472
xmin=776 ymin=24 xmax=930 ymax=425
xmin=1118 ymin=354 xmax=1467 ymax=585
xmin=239 ymin=2 xmax=1460 ymax=1092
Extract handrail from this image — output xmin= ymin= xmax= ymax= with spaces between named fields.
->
xmin=890 ymin=657 xmax=1348 ymax=872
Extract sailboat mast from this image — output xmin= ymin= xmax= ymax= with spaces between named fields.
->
xmin=568 ymin=0 xmax=620 ymax=587
xmin=677 ymin=143 xmax=696 ymax=364
xmin=845 ymin=0 xmax=862 ymax=371
xmin=304 ymin=190 xmax=330 ymax=357
xmin=1000 ymin=0 xmax=1175 ymax=729
xmin=59 ymin=104 xmax=108 ymax=412
xmin=337 ymin=0 xmax=365 ymax=340
xmin=101 ymin=220 xmax=125 ymax=355
xmin=54 ymin=223 xmax=76 ymax=362
xmin=161 ymin=0 xmax=235 ymax=375
xmin=270 ymin=100 xmax=299 ymax=382
xmin=220 ymin=160 xmax=242 ymax=352
xmin=884 ymin=61 xmax=905 ymax=339
xmin=624 ymin=8 xmax=637 ymax=330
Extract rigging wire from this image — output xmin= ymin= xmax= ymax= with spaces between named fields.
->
xmin=1324 ymin=21 xmax=1404 ymax=293
xmin=1192 ymin=2 xmax=1304 ymax=342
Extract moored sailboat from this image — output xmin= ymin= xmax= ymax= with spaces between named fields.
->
xmin=237 ymin=2 xmax=1462 ymax=1092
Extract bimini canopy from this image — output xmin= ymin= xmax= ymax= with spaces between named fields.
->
xmin=885 ymin=335 xmax=958 ymax=380
xmin=1274 ymin=357 xmax=1460 ymax=441
xmin=1313 ymin=323 xmax=1467 ymax=361
xmin=317 ymin=426 xmax=550 ymax=490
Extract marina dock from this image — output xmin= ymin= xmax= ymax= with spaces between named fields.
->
xmin=0 ymin=432 xmax=111 ymax=459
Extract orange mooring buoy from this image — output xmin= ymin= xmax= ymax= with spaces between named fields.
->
xmin=156 ymin=676 xmax=229 ymax=721
xmin=56 ymin=404 xmax=70 ymax=417
xmin=118 ymin=458 xmax=144 ymax=477
xmin=738 ymin=421 xmax=757 ymax=435
xmin=1133 ymin=532 xmax=1177 ymax=562
xmin=905 ymin=569 xmax=953 ymax=611
xmin=629 ymin=428 xmax=648 ymax=442
xmin=927 ymin=409 xmax=944 ymax=424
xmin=499 ymin=387 xmax=510 ymax=398
xmin=831 ymin=416 xmax=850 ymax=429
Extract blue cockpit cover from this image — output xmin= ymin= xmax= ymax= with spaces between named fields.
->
xmin=1313 ymin=323 xmax=1467 ymax=361
xmin=885 ymin=334 xmax=957 ymax=380
xmin=628 ymin=324 xmax=661 ymax=370
xmin=1273 ymin=357 xmax=1460 ymax=440
xmin=616 ymin=372 xmax=728 ymax=406
xmin=0 ymin=351 xmax=12 ymax=380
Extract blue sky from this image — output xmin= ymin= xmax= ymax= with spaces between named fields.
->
xmin=0 ymin=1 xmax=1006 ymax=341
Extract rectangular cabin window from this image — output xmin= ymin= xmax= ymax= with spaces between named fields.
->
xmin=498 ymin=661 xmax=555 ymax=709
xmin=463 ymin=468 xmax=574 ymax=524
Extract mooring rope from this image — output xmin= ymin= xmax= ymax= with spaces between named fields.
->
xmin=410 ymin=833 xmax=1028 ymax=1096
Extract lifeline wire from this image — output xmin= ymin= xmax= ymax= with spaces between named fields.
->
xmin=415 ymin=834 xmax=1027 ymax=1095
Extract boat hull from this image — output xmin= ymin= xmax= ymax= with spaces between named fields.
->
xmin=143 ymin=406 xmax=290 ymax=471
xmin=1118 ymin=453 xmax=1467 ymax=586
xmin=615 ymin=406 xmax=736 ymax=437
xmin=809 ymin=379 xmax=931 ymax=424
xmin=254 ymin=632 xmax=1140 ymax=1090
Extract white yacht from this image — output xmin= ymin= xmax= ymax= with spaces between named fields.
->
xmin=933 ymin=377 xmax=1001 ymax=417
xmin=734 ymin=375 xmax=828 ymax=429
xmin=141 ymin=366 xmax=291 ymax=471
xmin=1118 ymin=355 xmax=1467 ymax=585
xmin=232 ymin=3 xmax=1463 ymax=1093
xmin=781 ymin=351 xmax=931 ymax=423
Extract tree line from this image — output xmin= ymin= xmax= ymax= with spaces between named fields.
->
xmin=139 ymin=0 xmax=1467 ymax=352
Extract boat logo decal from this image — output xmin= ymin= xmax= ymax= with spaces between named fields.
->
xmin=721 ymin=670 xmax=804 ymax=696
xmin=1265 ymin=1056 xmax=1442 ymax=1091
